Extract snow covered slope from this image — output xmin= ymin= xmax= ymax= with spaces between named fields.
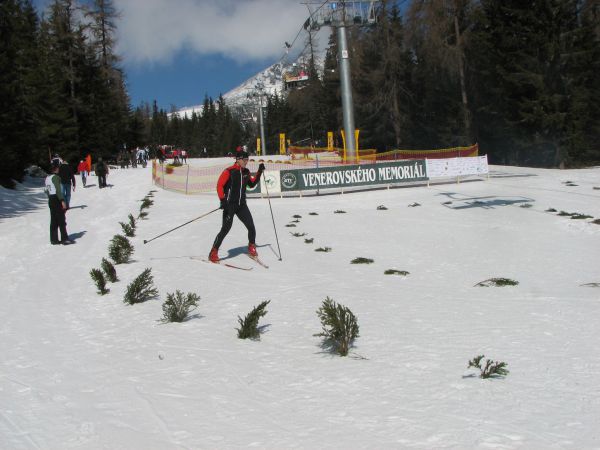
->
xmin=1 ymin=161 xmax=600 ymax=449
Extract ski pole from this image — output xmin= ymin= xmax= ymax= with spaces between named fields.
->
xmin=263 ymin=178 xmax=282 ymax=261
xmin=143 ymin=207 xmax=220 ymax=244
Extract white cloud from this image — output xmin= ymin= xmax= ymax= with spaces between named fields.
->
xmin=115 ymin=0 xmax=314 ymax=65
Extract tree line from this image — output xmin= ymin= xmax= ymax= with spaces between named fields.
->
xmin=0 ymin=0 xmax=246 ymax=187
xmin=263 ymin=0 xmax=599 ymax=168
xmin=2 ymin=0 xmax=598 ymax=187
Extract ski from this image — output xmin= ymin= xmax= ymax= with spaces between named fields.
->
xmin=248 ymin=254 xmax=269 ymax=268
xmin=190 ymin=257 xmax=253 ymax=271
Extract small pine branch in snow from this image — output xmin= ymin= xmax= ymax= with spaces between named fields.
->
xmin=570 ymin=213 xmax=593 ymax=220
xmin=334 ymin=210 xmax=346 ymax=214
xmin=237 ymin=300 xmax=270 ymax=340
xmin=545 ymin=207 xmax=557 ymax=212
xmin=408 ymin=202 xmax=421 ymax=207
xmin=475 ymin=278 xmax=519 ymax=287
xmin=292 ymin=214 xmax=302 ymax=218
xmin=291 ymin=232 xmax=306 ymax=237
xmin=305 ymin=238 xmax=314 ymax=244
xmin=128 ymin=213 xmax=136 ymax=230
xmin=285 ymin=223 xmax=296 ymax=227
xmin=315 ymin=297 xmax=359 ymax=357
xmin=123 ymin=268 xmax=158 ymax=305
xmin=309 ymin=212 xmax=318 ymax=215
xmin=161 ymin=290 xmax=199 ymax=323
xmin=101 ymin=257 xmax=118 ymax=282
xmin=140 ymin=197 xmax=153 ymax=210
xmin=315 ymin=246 xmax=331 ymax=252
xmin=592 ymin=219 xmax=600 ymax=225
xmin=138 ymin=211 xmax=148 ymax=220
xmin=468 ymin=355 xmax=509 ymax=379
xmin=377 ymin=205 xmax=388 ymax=210
xmin=90 ymin=269 xmax=109 ymax=295
xmin=290 ymin=219 xmax=300 ymax=223
xmin=385 ymin=269 xmax=409 ymax=276
xmin=109 ymin=235 xmax=134 ymax=264
xmin=519 ymin=203 xmax=532 ymax=208
xmin=351 ymin=257 xmax=374 ymax=264
xmin=119 ymin=221 xmax=135 ymax=237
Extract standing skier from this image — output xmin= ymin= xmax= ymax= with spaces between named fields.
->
xmin=209 ymin=151 xmax=265 ymax=262
xmin=45 ymin=159 xmax=74 ymax=245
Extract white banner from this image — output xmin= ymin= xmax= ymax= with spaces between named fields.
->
xmin=426 ymin=155 xmax=488 ymax=178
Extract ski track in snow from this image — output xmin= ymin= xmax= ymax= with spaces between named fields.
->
xmin=1 ymin=160 xmax=599 ymax=449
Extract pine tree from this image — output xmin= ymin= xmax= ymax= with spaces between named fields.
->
xmin=0 ymin=0 xmax=44 ymax=186
xmin=123 ymin=268 xmax=158 ymax=305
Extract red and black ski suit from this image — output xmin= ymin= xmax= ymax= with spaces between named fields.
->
xmin=212 ymin=163 xmax=262 ymax=250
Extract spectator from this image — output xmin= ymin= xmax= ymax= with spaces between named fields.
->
xmin=95 ymin=157 xmax=109 ymax=188
xmin=58 ymin=159 xmax=76 ymax=209
xmin=77 ymin=159 xmax=88 ymax=187
xmin=44 ymin=159 xmax=74 ymax=245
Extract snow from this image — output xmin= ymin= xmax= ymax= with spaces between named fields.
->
xmin=1 ymin=160 xmax=599 ymax=449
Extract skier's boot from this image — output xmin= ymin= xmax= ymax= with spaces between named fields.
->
xmin=248 ymin=243 xmax=258 ymax=258
xmin=208 ymin=247 xmax=219 ymax=263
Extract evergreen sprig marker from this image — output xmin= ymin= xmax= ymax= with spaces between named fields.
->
xmin=237 ymin=300 xmax=270 ymax=340
xmin=315 ymin=297 xmax=359 ymax=357
xmin=161 ymin=290 xmax=199 ymax=323
xmin=119 ymin=221 xmax=135 ymax=237
xmin=108 ymin=235 xmax=134 ymax=264
xmin=468 ymin=355 xmax=509 ymax=379
xmin=101 ymin=257 xmax=118 ymax=282
xmin=123 ymin=268 xmax=158 ymax=305
xmin=90 ymin=269 xmax=109 ymax=295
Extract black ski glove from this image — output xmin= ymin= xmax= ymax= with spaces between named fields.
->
xmin=220 ymin=199 xmax=227 ymax=210
xmin=258 ymin=163 xmax=265 ymax=172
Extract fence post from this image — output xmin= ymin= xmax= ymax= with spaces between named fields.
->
xmin=185 ymin=164 xmax=190 ymax=194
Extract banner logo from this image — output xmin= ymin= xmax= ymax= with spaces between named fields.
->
xmin=281 ymin=172 xmax=297 ymax=189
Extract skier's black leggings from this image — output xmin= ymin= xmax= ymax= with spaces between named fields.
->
xmin=212 ymin=203 xmax=256 ymax=249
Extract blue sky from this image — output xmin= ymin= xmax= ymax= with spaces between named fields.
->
xmin=35 ymin=0 xmax=319 ymax=110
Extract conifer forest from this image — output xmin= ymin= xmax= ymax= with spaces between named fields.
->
xmin=1 ymin=0 xmax=599 ymax=187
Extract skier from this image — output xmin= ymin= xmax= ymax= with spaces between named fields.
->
xmin=209 ymin=150 xmax=265 ymax=262
xmin=45 ymin=159 xmax=74 ymax=245
xmin=77 ymin=159 xmax=88 ymax=187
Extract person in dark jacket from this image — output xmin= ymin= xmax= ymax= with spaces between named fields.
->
xmin=58 ymin=159 xmax=76 ymax=209
xmin=45 ymin=159 xmax=74 ymax=245
xmin=209 ymin=151 xmax=265 ymax=262
xmin=95 ymin=157 xmax=108 ymax=188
